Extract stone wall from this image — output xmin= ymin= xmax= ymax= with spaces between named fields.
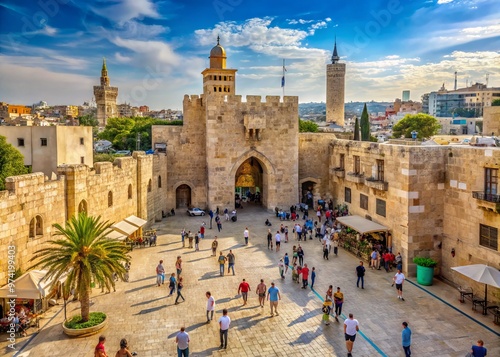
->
xmin=0 ymin=173 xmax=66 ymax=284
xmin=483 ymin=106 xmax=500 ymax=136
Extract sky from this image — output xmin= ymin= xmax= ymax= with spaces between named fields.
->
xmin=0 ymin=0 xmax=499 ymax=110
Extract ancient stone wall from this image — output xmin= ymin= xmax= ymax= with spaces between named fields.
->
xmin=0 ymin=173 xmax=66 ymax=284
xmin=441 ymin=146 xmax=500 ymax=302
xmin=483 ymin=106 xmax=500 ymax=136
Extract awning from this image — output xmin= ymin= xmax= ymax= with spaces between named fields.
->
xmin=0 ymin=270 xmax=67 ymax=299
xmin=106 ymin=230 xmax=127 ymax=241
xmin=111 ymin=221 xmax=138 ymax=236
xmin=336 ymin=215 xmax=388 ymax=234
xmin=124 ymin=215 xmax=147 ymax=228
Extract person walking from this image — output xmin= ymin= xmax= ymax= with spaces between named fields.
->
xmin=168 ymin=273 xmax=176 ymax=297
xmin=181 ymin=229 xmax=186 ymax=248
xmin=224 ymin=208 xmax=229 ymax=221
xmin=321 ymin=300 xmax=332 ymax=326
xmin=344 ymin=313 xmax=359 ymax=357
xmin=194 ymin=231 xmax=200 ymax=251
xmin=267 ymin=282 xmax=281 ymax=317
xmin=323 ymin=243 xmax=329 ymax=260
xmin=244 ymin=227 xmax=249 ymax=245
xmin=188 ymin=231 xmax=193 ymax=249
xmin=206 ymin=291 xmax=215 ymax=323
xmin=470 ymin=339 xmax=487 ymax=357
xmin=211 ymin=237 xmax=218 ymax=256
xmin=401 ymin=321 xmax=412 ymax=357
xmin=115 ymin=338 xmax=134 ymax=357
xmin=301 ymin=263 xmax=309 ymax=289
xmin=175 ymin=277 xmax=185 ymax=304
xmin=278 ymin=259 xmax=285 ymax=279
xmin=283 ymin=253 xmax=290 ymax=274
xmin=200 ymin=223 xmax=205 ymax=239
xmin=370 ymin=249 xmax=378 ymax=270
xmin=333 ymin=287 xmax=344 ymax=322
xmin=310 ymin=267 xmax=316 ymax=289
xmin=356 ymin=261 xmax=365 ymax=289
xmin=218 ymin=252 xmax=227 ymax=276
xmin=218 ymin=309 xmax=231 ymax=349
xmin=267 ymin=229 xmax=273 ymax=250
xmin=395 ymin=252 xmax=403 ymax=271
xmin=275 ymin=231 xmax=281 ymax=252
xmin=333 ymin=237 xmax=339 ymax=256
xmin=175 ymin=256 xmax=182 ymax=277
xmin=94 ymin=335 xmax=108 ymax=357
xmin=215 ymin=215 xmax=222 ymax=232
xmin=227 ymin=250 xmax=235 ymax=275
xmin=297 ymin=246 xmax=304 ymax=266
xmin=175 ymin=327 xmax=190 ymax=357
xmin=156 ymin=260 xmax=165 ymax=286
xmin=238 ymin=279 xmax=251 ymax=305
xmin=209 ymin=209 xmax=214 ymax=229
xmin=393 ymin=269 xmax=406 ymax=301
xmin=256 ymin=279 xmax=266 ymax=308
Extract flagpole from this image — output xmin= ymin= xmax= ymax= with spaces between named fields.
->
xmin=282 ymin=59 xmax=285 ymax=99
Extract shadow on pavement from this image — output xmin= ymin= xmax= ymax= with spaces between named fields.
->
xmin=287 ymin=307 xmax=318 ymax=327
xmin=130 ymin=296 xmax=165 ymax=307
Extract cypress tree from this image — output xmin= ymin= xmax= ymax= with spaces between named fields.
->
xmin=353 ymin=117 xmax=360 ymax=141
xmin=360 ymin=103 xmax=370 ymax=141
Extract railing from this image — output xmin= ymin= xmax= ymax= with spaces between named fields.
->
xmin=345 ymin=172 xmax=364 ymax=184
xmin=472 ymin=191 xmax=500 ymax=203
xmin=333 ymin=168 xmax=345 ymax=178
xmin=364 ymin=178 xmax=389 ymax=191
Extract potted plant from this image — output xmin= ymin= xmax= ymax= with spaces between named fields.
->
xmin=30 ymin=213 xmax=130 ymax=336
xmin=413 ymin=257 xmax=438 ymax=286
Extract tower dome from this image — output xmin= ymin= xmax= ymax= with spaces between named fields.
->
xmin=209 ymin=36 xmax=226 ymax=69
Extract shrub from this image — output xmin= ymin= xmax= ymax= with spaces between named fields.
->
xmin=64 ymin=312 xmax=106 ymax=329
xmin=413 ymin=257 xmax=438 ymax=268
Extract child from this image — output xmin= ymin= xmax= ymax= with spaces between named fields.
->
xmin=322 ymin=300 xmax=332 ymax=325
xmin=278 ymin=259 xmax=285 ymax=279
xmin=311 ymin=267 xmax=316 ymax=289
xmin=292 ymin=246 xmax=298 ymax=265
xmin=284 ymin=253 xmax=290 ymax=274
xmin=292 ymin=263 xmax=298 ymax=283
xmin=296 ymin=266 xmax=302 ymax=284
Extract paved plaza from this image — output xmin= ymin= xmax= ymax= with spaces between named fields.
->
xmin=3 ymin=205 xmax=499 ymax=357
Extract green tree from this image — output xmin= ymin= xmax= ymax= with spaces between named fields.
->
xmin=353 ymin=117 xmax=360 ymax=141
xmin=98 ymin=117 xmax=182 ymax=151
xmin=30 ymin=213 xmax=130 ymax=322
xmin=78 ymin=114 xmax=99 ymax=127
xmin=492 ymin=99 xmax=500 ymax=106
xmin=360 ymin=103 xmax=370 ymax=141
xmin=0 ymin=135 xmax=29 ymax=191
xmin=392 ymin=113 xmax=441 ymax=139
xmin=298 ymin=118 xmax=319 ymax=132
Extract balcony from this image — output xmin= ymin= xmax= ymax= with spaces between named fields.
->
xmin=364 ymin=178 xmax=389 ymax=191
xmin=346 ymin=172 xmax=364 ymax=184
xmin=472 ymin=191 xmax=500 ymax=213
xmin=333 ymin=168 xmax=345 ymax=178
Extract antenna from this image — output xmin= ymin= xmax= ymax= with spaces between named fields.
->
xmin=454 ymin=71 xmax=457 ymax=91
xmin=486 ymin=73 xmax=489 ymax=87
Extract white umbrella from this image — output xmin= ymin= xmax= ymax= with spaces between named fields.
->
xmin=451 ymin=264 xmax=500 ymax=313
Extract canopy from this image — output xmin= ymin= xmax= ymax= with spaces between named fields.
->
xmin=335 ymin=215 xmax=388 ymax=234
xmin=106 ymin=230 xmax=127 ymax=241
xmin=0 ymin=270 xmax=66 ymax=300
xmin=111 ymin=221 xmax=138 ymax=236
xmin=124 ymin=215 xmax=147 ymax=228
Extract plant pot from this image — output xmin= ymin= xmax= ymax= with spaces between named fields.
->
xmin=62 ymin=315 xmax=108 ymax=337
xmin=416 ymin=265 xmax=434 ymax=286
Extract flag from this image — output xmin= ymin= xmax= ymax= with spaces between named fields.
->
xmin=281 ymin=59 xmax=287 ymax=88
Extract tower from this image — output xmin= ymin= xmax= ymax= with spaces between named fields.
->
xmin=201 ymin=36 xmax=237 ymax=96
xmin=93 ymin=58 xmax=118 ymax=127
xmin=326 ymin=39 xmax=346 ymax=126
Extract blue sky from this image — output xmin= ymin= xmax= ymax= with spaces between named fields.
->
xmin=0 ymin=0 xmax=499 ymax=110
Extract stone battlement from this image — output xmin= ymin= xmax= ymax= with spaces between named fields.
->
xmin=4 ymin=172 xmax=62 ymax=195
xmin=183 ymin=94 xmax=298 ymax=108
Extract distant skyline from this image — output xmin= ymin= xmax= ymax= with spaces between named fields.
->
xmin=0 ymin=0 xmax=499 ymax=110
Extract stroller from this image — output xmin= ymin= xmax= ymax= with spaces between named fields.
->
xmin=231 ymin=210 xmax=237 ymax=222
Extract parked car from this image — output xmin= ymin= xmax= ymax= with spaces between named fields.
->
xmin=115 ymin=150 xmax=131 ymax=156
xmin=187 ymin=208 xmax=206 ymax=216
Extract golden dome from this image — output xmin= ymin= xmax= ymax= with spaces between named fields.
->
xmin=209 ymin=36 xmax=227 ymax=69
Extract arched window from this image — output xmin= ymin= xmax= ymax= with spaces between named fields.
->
xmin=78 ymin=200 xmax=87 ymax=213
xmin=29 ymin=216 xmax=43 ymax=238
xmin=158 ymin=176 xmax=162 ymax=188
xmin=108 ymin=191 xmax=113 ymax=207
xmin=147 ymin=179 xmax=152 ymax=193
xmin=128 ymin=184 xmax=133 ymax=199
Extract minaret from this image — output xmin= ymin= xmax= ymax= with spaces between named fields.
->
xmin=93 ymin=58 xmax=118 ymax=127
xmin=201 ymin=37 xmax=237 ymax=96
xmin=326 ymin=39 xmax=346 ymax=126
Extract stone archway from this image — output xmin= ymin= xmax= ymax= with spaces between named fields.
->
xmin=299 ymin=177 xmax=321 ymax=208
xmin=230 ymin=150 xmax=276 ymax=209
xmin=78 ymin=200 xmax=88 ymax=214
xmin=234 ymin=158 xmax=263 ymax=207
xmin=176 ymin=184 xmax=192 ymax=208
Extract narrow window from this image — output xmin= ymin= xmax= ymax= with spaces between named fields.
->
xmin=360 ymin=194 xmax=368 ymax=210
xmin=108 ymin=191 xmax=113 ymax=207
xmin=41 ymin=138 xmax=47 ymax=146
xmin=80 ymin=138 xmax=84 ymax=145
xmin=18 ymin=138 xmax=25 ymax=147
xmin=479 ymin=224 xmax=498 ymax=250
xmin=377 ymin=160 xmax=385 ymax=181
xmin=345 ymin=187 xmax=351 ymax=203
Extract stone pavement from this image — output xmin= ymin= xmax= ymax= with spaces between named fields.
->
xmin=3 ymin=205 xmax=499 ymax=357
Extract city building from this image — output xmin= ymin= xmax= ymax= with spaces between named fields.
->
xmin=0 ymin=126 xmax=94 ymax=177
xmin=93 ymin=58 xmax=118 ymax=127
xmin=326 ymin=40 xmax=346 ymax=126
xmin=483 ymin=106 xmax=500 ymax=136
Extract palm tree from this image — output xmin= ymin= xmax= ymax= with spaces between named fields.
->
xmin=30 ymin=213 xmax=130 ymax=322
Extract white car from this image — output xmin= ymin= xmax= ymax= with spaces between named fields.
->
xmin=187 ymin=208 xmax=206 ymax=216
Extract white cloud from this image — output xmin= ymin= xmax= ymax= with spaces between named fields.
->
xmin=325 ymin=18 xmax=332 ymax=22
xmin=385 ymin=55 xmax=400 ymax=59
xmin=437 ymin=0 xmax=455 ymax=4
xmin=308 ymin=21 xmax=328 ymax=35
xmin=115 ymin=52 xmax=132 ymax=63
xmin=110 ymin=37 xmax=180 ymax=68
xmin=90 ymin=0 xmax=160 ymax=24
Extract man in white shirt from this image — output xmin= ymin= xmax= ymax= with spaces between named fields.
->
xmin=243 ymin=227 xmax=249 ymax=245
xmin=393 ymin=269 xmax=406 ymax=301
xmin=218 ymin=308 xmax=231 ymax=349
xmin=275 ymin=231 xmax=281 ymax=252
xmin=344 ymin=313 xmax=359 ymax=357
xmin=206 ymin=291 xmax=215 ymax=322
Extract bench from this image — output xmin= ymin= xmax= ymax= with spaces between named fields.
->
xmin=458 ymin=286 xmax=474 ymax=303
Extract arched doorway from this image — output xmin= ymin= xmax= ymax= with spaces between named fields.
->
xmin=78 ymin=200 xmax=87 ymax=213
xmin=301 ymin=180 xmax=316 ymax=207
xmin=234 ymin=157 xmax=263 ymax=206
xmin=176 ymin=184 xmax=191 ymax=208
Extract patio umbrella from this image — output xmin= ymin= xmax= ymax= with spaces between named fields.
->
xmin=451 ymin=264 xmax=500 ymax=311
